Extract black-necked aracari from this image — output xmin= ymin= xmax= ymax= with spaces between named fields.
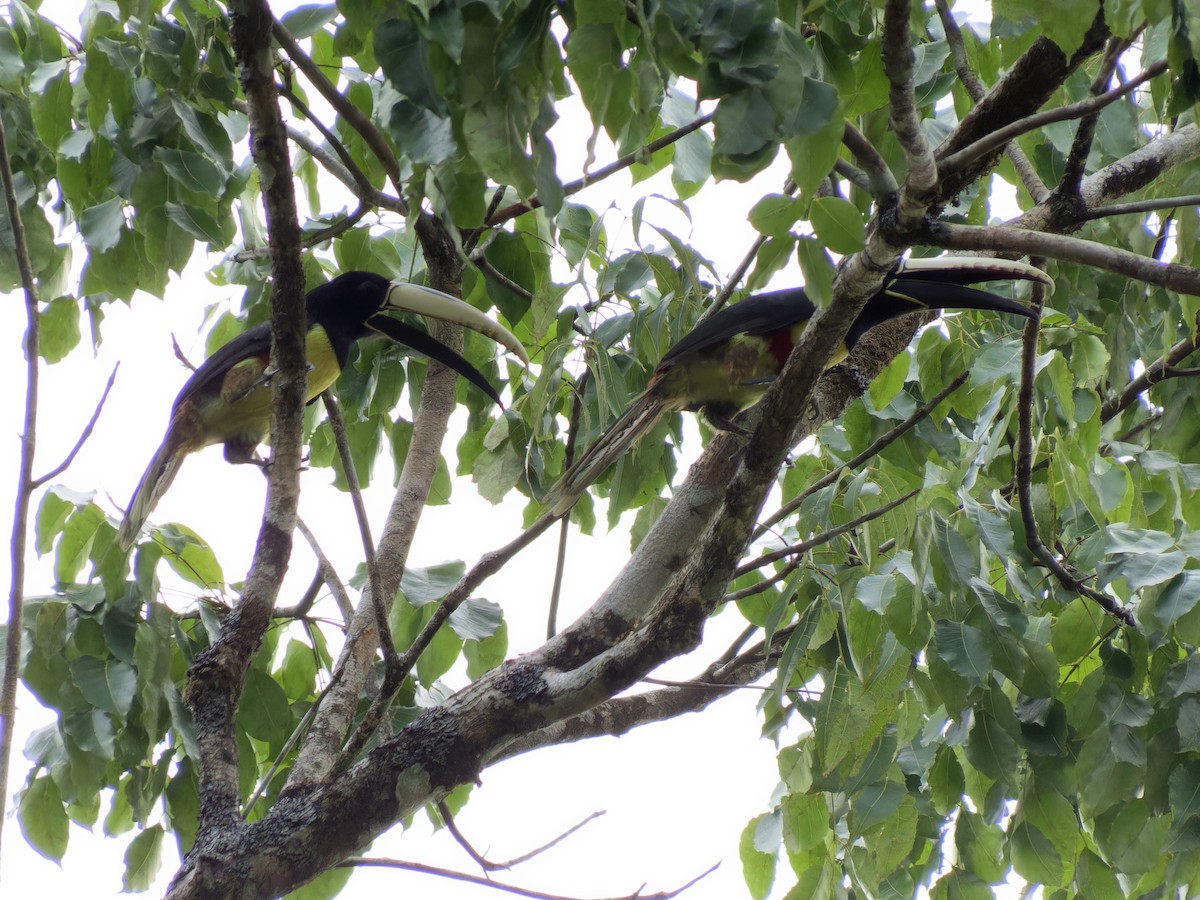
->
xmin=118 ymin=271 xmax=528 ymax=550
xmin=545 ymin=256 xmax=1051 ymax=515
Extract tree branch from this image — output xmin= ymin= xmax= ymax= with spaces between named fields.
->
xmin=918 ymin=220 xmax=1200 ymax=294
xmin=1013 ymin=265 xmax=1134 ymax=625
xmin=755 ymin=370 xmax=969 ymax=539
xmin=481 ymin=113 xmax=714 ymax=229
xmin=933 ymin=0 xmax=1048 ymax=202
xmin=319 ymin=390 xmax=398 ymax=669
xmin=0 ymin=88 xmax=42 ymax=870
xmin=938 ymin=61 xmax=1168 ymax=179
xmin=349 ymin=857 xmax=719 ymax=900
xmin=270 ymin=17 xmax=409 ymax=206
xmin=177 ymin=0 xmax=308 ymax=851
xmin=31 ymin=364 xmax=118 ymax=488
xmin=883 ymin=0 xmax=938 ymax=227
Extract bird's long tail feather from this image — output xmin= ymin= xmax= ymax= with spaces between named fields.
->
xmin=118 ymin=436 xmax=186 ymax=551
xmin=544 ymin=390 xmax=670 ymax=516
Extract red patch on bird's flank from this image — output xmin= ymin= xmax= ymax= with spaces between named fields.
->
xmin=765 ymin=329 xmax=795 ymax=371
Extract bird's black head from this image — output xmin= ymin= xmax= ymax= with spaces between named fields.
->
xmin=303 ymin=271 xmax=393 ymax=365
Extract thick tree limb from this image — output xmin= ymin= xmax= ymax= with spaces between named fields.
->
xmin=175 ymin=0 xmax=308 ymax=866
xmin=918 ymin=220 xmax=1200 ymax=294
xmin=939 ymin=61 xmax=1167 ymax=179
xmin=934 ymin=0 xmax=1048 ymax=202
xmin=883 ymin=0 xmax=938 ymax=227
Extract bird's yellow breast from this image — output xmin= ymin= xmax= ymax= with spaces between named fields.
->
xmin=197 ymin=326 xmax=343 ymax=448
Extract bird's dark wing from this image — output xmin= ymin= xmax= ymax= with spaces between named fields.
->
xmin=658 ymin=288 xmax=818 ymax=369
xmin=171 ymin=322 xmax=274 ymax=412
xmin=366 ymin=314 xmax=505 ymax=407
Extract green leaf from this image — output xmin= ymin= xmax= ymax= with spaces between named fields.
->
xmin=158 ymin=524 xmax=223 ymax=589
xmin=749 ymin=193 xmax=803 ymax=239
xmin=808 ymin=197 xmax=865 ymax=254
xmin=447 ymin=597 xmax=502 ymax=641
xmin=238 ymin=668 xmax=293 ymax=745
xmin=38 ymin=296 xmax=81 ymax=364
xmin=739 ymin=815 xmax=777 ymax=900
xmin=154 ymin=147 xmax=226 ymax=195
xmin=280 ymin=4 xmax=338 ymax=39
xmin=935 ymin=620 xmax=992 ymax=685
xmin=165 ymin=201 xmax=225 ymax=246
xmin=399 ymin=560 xmax=466 ymax=606
xmin=796 ymin=237 xmax=835 ymax=308
xmin=69 ymin=656 xmax=137 ymax=715
xmin=30 ymin=61 xmax=72 ymax=149
xmin=781 ymin=792 xmax=828 ymax=855
xmin=79 ymin=198 xmax=124 ymax=253
xmin=929 ymin=745 xmax=965 ymax=815
xmin=713 ymin=88 xmax=777 ymax=157
xmin=122 ymin=825 xmax=164 ymax=892
xmin=1011 ymin=821 xmax=1064 ymax=886
xmin=19 ymin=775 xmax=69 ymax=862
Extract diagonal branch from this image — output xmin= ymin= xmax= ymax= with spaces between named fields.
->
xmin=938 ymin=61 xmax=1168 ymax=178
xmin=934 ymin=0 xmax=1048 ymax=202
xmin=481 ymin=113 xmax=714 ymax=229
xmin=349 ymin=857 xmax=719 ymax=900
xmin=271 ymin=17 xmax=409 ymax=207
xmin=883 ymin=0 xmax=938 ymax=226
xmin=320 ymin=390 xmax=397 ymax=668
xmin=919 ymin=220 xmax=1200 ymax=294
xmin=754 ymin=370 xmax=969 ymax=539
xmin=31 ymin=364 xmax=118 ymax=488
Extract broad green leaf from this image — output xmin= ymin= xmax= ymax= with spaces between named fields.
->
xmin=740 ymin=815 xmax=777 ymax=900
xmin=69 ymin=656 xmax=137 ymax=715
xmin=808 ymin=197 xmax=865 ymax=255
xmin=238 ymin=668 xmax=293 ymax=745
xmin=122 ymin=825 xmax=164 ymax=892
xmin=18 ymin=775 xmax=69 ymax=862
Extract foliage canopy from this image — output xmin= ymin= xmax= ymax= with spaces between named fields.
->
xmin=4 ymin=0 xmax=1200 ymax=897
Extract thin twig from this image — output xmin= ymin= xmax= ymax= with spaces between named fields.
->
xmin=1081 ymin=193 xmax=1200 ymax=221
xmin=320 ymin=390 xmax=398 ymax=668
xmin=438 ymin=800 xmax=606 ymax=872
xmin=548 ymin=368 xmax=589 ymax=638
xmin=274 ymin=567 xmax=325 ymax=619
xmin=1057 ymin=33 xmax=1139 ymax=196
xmin=348 ymin=857 xmax=719 ymax=900
xmin=1013 ymin=262 xmax=1134 ymax=625
xmin=293 ymin=516 xmax=356 ymax=624
xmin=736 ymin=488 xmax=920 ymax=578
xmin=335 ymin=511 xmax=562 ymax=769
xmin=755 ymin=370 xmax=969 ymax=539
xmin=271 ymin=17 xmax=409 ymax=206
xmin=0 ymin=89 xmax=42 ymax=867
xmin=1099 ymin=330 xmax=1200 ymax=422
xmin=243 ymin=679 xmax=331 ymax=816
xmin=482 ymin=113 xmax=715 ymax=228
xmin=31 ymin=364 xmax=118 ymax=487
xmin=938 ymin=61 xmax=1169 ymax=177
